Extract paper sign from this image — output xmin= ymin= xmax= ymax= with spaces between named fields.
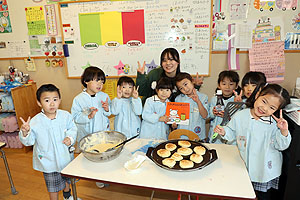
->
xmin=249 ymin=41 xmax=285 ymax=83
xmin=166 ymin=102 xmax=190 ymax=125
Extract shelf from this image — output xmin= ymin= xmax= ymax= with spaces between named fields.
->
xmin=0 ymin=110 xmax=15 ymax=113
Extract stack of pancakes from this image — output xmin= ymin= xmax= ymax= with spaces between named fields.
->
xmin=156 ymin=140 xmax=206 ymax=169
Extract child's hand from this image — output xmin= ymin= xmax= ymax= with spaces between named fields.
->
xmin=88 ymin=107 xmax=98 ymax=119
xmin=171 ymin=122 xmax=177 ymax=129
xmin=20 ymin=117 xmax=31 ymax=137
xmin=116 ymin=86 xmax=122 ymax=99
xmin=233 ymin=90 xmax=243 ymax=102
xmin=132 ymin=86 xmax=139 ymax=99
xmin=272 ymin=110 xmax=289 ymax=137
xmin=137 ymin=61 xmax=145 ymax=74
xmin=101 ymin=97 xmax=109 ymax=112
xmin=63 ymin=137 xmax=71 ymax=146
xmin=213 ymin=107 xmax=224 ymax=117
xmin=187 ymin=88 xmax=200 ymax=103
xmin=159 ymin=115 xmax=170 ymax=123
xmin=214 ymin=125 xmax=225 ymax=136
xmin=193 ymin=72 xmax=204 ymax=86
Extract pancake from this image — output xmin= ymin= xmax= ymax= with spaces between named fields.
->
xmin=194 ymin=146 xmax=206 ymax=155
xmin=162 ymin=158 xmax=176 ymax=168
xmin=190 ymin=153 xmax=203 ymax=163
xmin=171 ymin=152 xmax=183 ymax=161
xmin=177 ymin=147 xmax=193 ymax=156
xmin=178 ymin=140 xmax=191 ymax=148
xmin=165 ymin=143 xmax=177 ymax=151
xmin=179 ymin=160 xmax=194 ymax=169
xmin=157 ymin=149 xmax=171 ymax=158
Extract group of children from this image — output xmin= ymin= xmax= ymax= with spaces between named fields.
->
xmin=18 ymin=64 xmax=291 ymax=200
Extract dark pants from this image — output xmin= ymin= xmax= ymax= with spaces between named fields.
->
xmin=255 ymin=188 xmax=279 ymax=200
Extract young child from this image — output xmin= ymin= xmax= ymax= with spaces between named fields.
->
xmin=71 ymin=66 xmax=111 ymax=142
xmin=208 ymin=70 xmax=240 ymax=143
xmin=111 ymin=76 xmax=142 ymax=137
xmin=19 ymin=84 xmax=78 ymax=200
xmin=174 ymin=72 xmax=208 ymax=140
xmin=71 ymin=66 xmax=111 ymax=189
xmin=214 ymin=84 xmax=291 ymax=200
xmin=139 ymin=77 xmax=173 ymax=140
xmin=234 ymin=71 xmax=266 ymax=102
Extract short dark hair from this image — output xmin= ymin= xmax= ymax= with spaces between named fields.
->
xmin=160 ymin=48 xmax=180 ymax=75
xmin=218 ymin=70 xmax=240 ymax=84
xmin=117 ymin=76 xmax=135 ymax=87
xmin=175 ymin=72 xmax=193 ymax=83
xmin=156 ymin=77 xmax=174 ymax=91
xmin=81 ymin=66 xmax=106 ymax=88
xmin=242 ymin=71 xmax=266 ymax=88
xmin=36 ymin=84 xmax=61 ymax=102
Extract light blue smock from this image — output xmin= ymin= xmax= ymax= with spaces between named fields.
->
xmin=71 ymin=90 xmax=111 ymax=142
xmin=111 ymin=97 xmax=142 ymax=138
xmin=19 ymin=109 xmax=77 ymax=173
xmin=140 ymin=95 xmax=169 ymax=140
xmin=175 ymin=91 xmax=209 ymax=140
xmin=222 ymin=108 xmax=291 ymax=183
xmin=208 ymin=95 xmax=236 ymax=144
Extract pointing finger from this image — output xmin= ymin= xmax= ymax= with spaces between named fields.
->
xmin=27 ymin=116 xmax=31 ymax=123
xmin=233 ymin=90 xmax=238 ymax=97
xmin=280 ymin=109 xmax=283 ymax=119
xmin=105 ymin=97 xmax=108 ymax=103
xmin=136 ymin=85 xmax=139 ymax=91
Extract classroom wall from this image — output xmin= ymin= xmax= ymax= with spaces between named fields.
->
xmin=1 ymin=52 xmax=299 ymax=112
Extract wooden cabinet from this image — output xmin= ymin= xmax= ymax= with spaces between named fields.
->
xmin=1 ymin=82 xmax=40 ymax=152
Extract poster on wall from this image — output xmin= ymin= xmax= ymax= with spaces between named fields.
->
xmin=25 ymin=6 xmax=47 ymax=35
xmin=0 ymin=0 xmax=12 ymax=33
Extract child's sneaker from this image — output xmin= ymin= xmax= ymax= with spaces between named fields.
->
xmin=96 ymin=182 xmax=109 ymax=188
xmin=63 ymin=196 xmax=82 ymax=200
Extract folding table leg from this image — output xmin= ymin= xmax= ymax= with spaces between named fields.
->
xmin=150 ymin=190 xmax=155 ymax=200
xmin=70 ymin=178 xmax=78 ymax=200
xmin=0 ymin=149 xmax=18 ymax=195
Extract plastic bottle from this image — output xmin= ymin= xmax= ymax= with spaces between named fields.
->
xmin=215 ymin=90 xmax=225 ymax=112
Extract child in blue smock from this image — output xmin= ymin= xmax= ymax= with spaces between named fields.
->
xmin=214 ymin=84 xmax=291 ymax=200
xmin=140 ymin=77 xmax=173 ymax=140
xmin=71 ymin=66 xmax=111 ymax=142
xmin=19 ymin=84 xmax=78 ymax=200
xmin=209 ymin=70 xmax=240 ymax=144
xmin=234 ymin=71 xmax=266 ymax=102
xmin=111 ymin=76 xmax=142 ymax=138
xmin=173 ymin=72 xmax=208 ymax=140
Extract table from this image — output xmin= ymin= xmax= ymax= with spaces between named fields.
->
xmin=0 ymin=142 xmax=18 ymax=195
xmin=61 ymin=139 xmax=256 ymax=200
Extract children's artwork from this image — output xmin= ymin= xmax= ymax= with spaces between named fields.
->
xmin=166 ymin=102 xmax=190 ymax=125
xmin=284 ymin=32 xmax=300 ymax=49
xmin=0 ymin=11 xmax=11 ymax=33
xmin=0 ymin=0 xmax=8 ymax=12
xmin=292 ymin=13 xmax=300 ymax=31
xmin=229 ymin=0 xmax=249 ymax=20
xmin=275 ymin=0 xmax=297 ymax=11
xmin=254 ymin=0 xmax=276 ymax=12
xmin=102 ymin=79 xmax=118 ymax=100
xmin=25 ymin=6 xmax=47 ymax=35
xmin=146 ymin=60 xmax=158 ymax=74
xmin=249 ymin=41 xmax=285 ymax=83
xmin=252 ymin=16 xmax=281 ymax=43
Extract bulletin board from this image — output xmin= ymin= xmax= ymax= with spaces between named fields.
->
xmin=212 ymin=0 xmax=300 ymax=51
xmin=0 ymin=0 xmax=62 ymax=59
xmin=58 ymin=0 xmax=213 ymax=78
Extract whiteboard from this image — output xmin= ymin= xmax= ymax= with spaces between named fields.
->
xmin=58 ymin=0 xmax=212 ymax=77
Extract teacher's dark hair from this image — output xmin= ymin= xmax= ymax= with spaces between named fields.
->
xmin=160 ymin=48 xmax=180 ymax=74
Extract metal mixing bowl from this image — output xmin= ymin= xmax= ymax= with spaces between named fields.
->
xmin=79 ymin=131 xmax=127 ymax=162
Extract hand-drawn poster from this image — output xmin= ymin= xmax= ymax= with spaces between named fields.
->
xmin=25 ymin=6 xmax=47 ymax=35
xmin=0 ymin=0 xmax=12 ymax=33
xmin=249 ymin=41 xmax=285 ymax=83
